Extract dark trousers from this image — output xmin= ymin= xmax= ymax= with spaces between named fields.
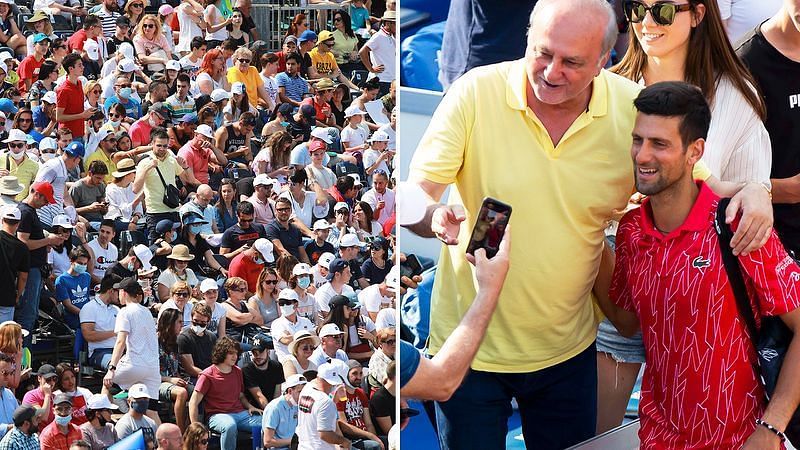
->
xmin=436 ymin=342 xmax=598 ymax=450
xmin=145 ymin=211 xmax=180 ymax=244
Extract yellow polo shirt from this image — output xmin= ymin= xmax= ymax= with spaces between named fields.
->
xmin=137 ymin=152 xmax=183 ymax=214
xmin=85 ymin=149 xmax=117 ymax=184
xmin=0 ymin=154 xmax=40 ymax=201
xmin=227 ymin=66 xmax=263 ymax=108
xmin=308 ymin=48 xmax=339 ymax=77
xmin=410 ymin=60 xmax=644 ymax=372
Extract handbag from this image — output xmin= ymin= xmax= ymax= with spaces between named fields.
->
xmin=714 ymin=198 xmax=800 ymax=444
xmin=146 ymin=48 xmax=167 ymax=72
xmin=154 ymin=164 xmax=181 ymax=209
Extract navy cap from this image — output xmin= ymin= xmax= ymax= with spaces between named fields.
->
xmin=299 ymin=104 xmax=316 ymax=119
xmin=156 ymin=219 xmax=180 ymax=234
xmin=278 ymin=103 xmax=293 ymax=117
xmin=326 ymin=257 xmax=348 ymax=281
xmin=251 ymin=333 xmax=273 ymax=351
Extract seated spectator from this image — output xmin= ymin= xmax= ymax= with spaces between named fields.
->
xmin=0 ymin=404 xmax=43 ymax=449
xmin=168 ymin=113 xmax=198 ymax=152
xmin=336 ymin=234 xmax=369 ymax=290
xmin=107 ymin=244 xmax=152 ymax=280
xmin=246 ymin=175 xmax=276 ymax=226
xmin=188 ymin=336 xmax=262 ymax=450
xmin=53 ymin=364 xmax=92 ymax=426
xmin=114 ymin=384 xmax=156 ymax=443
xmin=154 ymin=423 xmax=182 ymax=450
xmin=103 ymin=74 xmax=143 ymax=120
xmin=242 ymin=333 xmax=284 ymax=410
xmin=305 ymin=221 xmax=336 ymax=266
xmin=368 ymin=361 xmax=395 ymax=437
xmin=289 ymin=264 xmax=316 ymax=322
xmin=357 ymin=270 xmax=394 ymax=322
xmin=253 ymin=131 xmax=293 ymax=180
xmin=196 ymin=49 xmax=231 ymax=97
xmin=362 ymin=132 xmax=392 ymax=184
xmin=194 ymin=279 xmax=227 ymax=335
xmin=275 ymin=52 xmax=307 ymax=108
xmin=266 ymin=197 xmax=309 ymax=263
xmin=287 ymin=104 xmax=315 ymax=144
xmin=157 ymin=246 xmax=200 ymax=301
xmin=226 ymin=47 xmax=272 ymax=111
xmin=367 ymin=328 xmax=395 ymax=393
xmin=86 ymin=220 xmax=118 ymax=284
xmin=300 ymin=77 xmax=337 ymax=128
xmin=79 ymin=394 xmax=118 ymax=450
xmin=321 ymin=295 xmax=375 ymax=364
xmin=280 ymin=169 xmax=330 ymax=237
xmin=157 ymin=309 xmax=191 ymax=432
xmin=133 ymin=15 xmax=172 ymax=72
xmin=221 ymin=277 xmax=260 ymax=347
xmin=360 ymin=171 xmax=394 ymax=226
xmin=310 ymin=324 xmax=348 ymax=367
xmin=177 ymin=125 xmax=228 ymax=187
xmin=0 ymin=130 xmax=39 ymax=203
xmin=262 ymin=375 xmax=306 ymax=450
xmin=219 ymin=201 xmax=267 ymax=256
xmin=247 ymin=268 xmax=281 ymax=329
xmin=230 ymin=238 xmax=274 ymax=296
xmin=224 ymin=82 xmax=256 ymax=125
xmin=353 ymin=202 xmax=382 ymax=240
xmin=305 ymin=141 xmax=336 ymax=190
xmin=181 ymin=423 xmax=210 ymax=450
xmin=315 ymin=259 xmax=355 ymax=315
xmin=56 ymin=247 xmax=93 ymax=331
xmin=214 ymin=178 xmax=239 ymax=233
xmin=159 ymin=281 xmax=193 ymax=324
xmin=336 ymin=360 xmax=383 ymax=449
xmin=289 ymin=126 xmax=334 ymax=171
xmin=39 ymin=393 xmax=83 ymax=450
xmin=281 ymin=330 xmax=319 ymax=380
xmin=296 ymin=362 xmax=351 ymax=450
xmin=166 ymin=74 xmax=195 ymax=125
xmin=128 ymin=103 xmax=169 ymax=148
xmin=261 ymin=103 xmax=292 ymax=139
xmin=360 ymin=237 xmax=391 ymax=285
xmin=84 ymin=129 xmax=120 ymax=185
xmin=178 ymin=302 xmax=218 ymax=384
xmin=307 ymin=32 xmax=358 ymax=91
xmin=270 ymin=290 xmax=314 ymax=361
xmin=180 ymin=214 xmax=228 ymax=277
xmin=0 ymin=353 xmax=18 ymax=440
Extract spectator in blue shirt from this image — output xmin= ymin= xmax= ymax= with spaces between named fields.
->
xmin=0 ymin=353 xmax=19 ymax=440
xmin=55 ymin=246 xmax=93 ymax=331
xmin=262 ymin=374 xmax=306 ymax=450
xmin=103 ymin=76 xmax=142 ymax=120
xmin=275 ymin=53 xmax=308 ymax=107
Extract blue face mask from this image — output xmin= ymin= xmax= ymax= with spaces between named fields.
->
xmin=109 ymin=120 xmax=121 ymax=128
xmin=54 ymin=414 xmax=72 ymax=426
xmin=253 ymin=256 xmax=264 ymax=265
xmin=73 ymin=263 xmax=87 ymax=275
xmin=297 ymin=277 xmax=311 ymax=289
xmin=189 ymin=224 xmax=203 ymax=234
xmin=131 ymin=401 xmax=148 ymax=414
xmin=280 ymin=121 xmax=289 ymax=127
xmin=119 ymin=87 xmax=132 ymax=100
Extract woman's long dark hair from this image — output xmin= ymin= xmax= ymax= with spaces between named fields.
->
xmin=356 ymin=201 xmax=375 ymax=230
xmin=215 ymin=178 xmax=238 ymax=225
xmin=334 ymin=9 xmax=355 ymax=39
xmin=157 ymin=308 xmax=182 ymax=353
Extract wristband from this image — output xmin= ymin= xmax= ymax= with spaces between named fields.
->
xmin=755 ymin=418 xmax=786 ymax=442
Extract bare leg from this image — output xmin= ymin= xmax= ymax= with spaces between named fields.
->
xmin=596 ymin=351 xmax=641 ymax=434
xmin=171 ymin=386 xmax=189 ymax=432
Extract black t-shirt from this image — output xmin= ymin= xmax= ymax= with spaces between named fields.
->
xmin=304 ymin=239 xmax=335 ymax=266
xmin=369 ymin=385 xmax=395 ymax=427
xmin=185 ymin=235 xmax=212 ymax=274
xmin=177 ymin=328 xmax=217 ymax=374
xmin=361 ymin=258 xmax=392 ymax=286
xmin=286 ymin=115 xmax=311 ymax=142
xmin=18 ymin=202 xmax=46 ymax=268
xmin=106 ymin=36 xmax=133 ymax=58
xmin=265 ymin=220 xmax=303 ymax=260
xmin=242 ymin=359 xmax=284 ymax=405
xmin=0 ymin=231 xmax=30 ymax=306
xmin=738 ymin=27 xmax=800 ymax=253
xmin=108 ymin=262 xmax=135 ymax=279
xmin=346 ymin=258 xmax=364 ymax=290
xmin=220 ymin=223 xmax=266 ymax=252
xmin=301 ymin=52 xmax=312 ymax=78
xmin=241 ymin=14 xmax=255 ymax=36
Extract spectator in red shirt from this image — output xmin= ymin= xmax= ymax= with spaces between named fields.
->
xmin=597 ymin=82 xmax=800 ymax=449
xmin=229 ymin=238 xmax=275 ymax=295
xmin=300 ymin=77 xmax=336 ymax=128
xmin=335 ymin=360 xmax=383 ymax=448
xmin=129 ymin=102 xmax=169 ymax=148
xmin=38 ymin=393 xmax=83 ymax=450
xmin=176 ymin=124 xmax=228 ymax=185
xmin=188 ymin=336 xmax=263 ymax=450
xmin=18 ymin=33 xmax=50 ymax=95
xmin=56 ymin=54 xmax=94 ymax=140
xmin=67 ymin=15 xmax=103 ymax=54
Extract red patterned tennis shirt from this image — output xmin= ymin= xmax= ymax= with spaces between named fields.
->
xmin=610 ymin=181 xmax=800 ymax=449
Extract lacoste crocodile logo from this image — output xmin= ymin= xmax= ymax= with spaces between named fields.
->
xmin=692 ymin=256 xmax=710 ymax=270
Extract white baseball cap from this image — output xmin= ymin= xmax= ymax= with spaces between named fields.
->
xmin=282 ymin=374 xmax=307 ymax=392
xmin=39 ymin=137 xmax=57 ymax=151
xmin=199 ymin=278 xmax=218 ymax=293
xmin=52 ymin=214 xmax=74 ymax=229
xmin=95 ymin=124 xmax=115 ymax=143
xmin=310 ymin=127 xmax=333 ymax=144
xmin=166 ymin=60 xmax=181 ymax=71
xmin=318 ymin=252 xmax=335 ymax=269
xmin=333 ymin=202 xmax=349 ymax=213
xmin=347 ymin=173 xmax=363 ymax=186
xmin=210 ymin=89 xmax=231 ymax=102
xmin=368 ymin=130 xmax=390 ymax=142
xmin=253 ymin=174 xmax=275 ymax=187
xmin=0 ymin=52 xmax=11 ymax=62
xmin=128 ymin=383 xmax=150 ymax=399
xmin=0 ymin=204 xmax=20 ymax=221
xmin=313 ymin=219 xmax=332 ymax=231
xmin=41 ymin=91 xmax=56 ymax=104
xmin=278 ymin=288 xmax=299 ymax=301
xmin=384 ymin=265 xmax=399 ymax=291
xmin=3 ymin=129 xmax=27 ymax=143
xmin=316 ymin=362 xmax=344 ymax=386
xmin=84 ymin=39 xmax=100 ymax=62
xmin=231 ymin=82 xmax=245 ymax=95
xmin=344 ymin=105 xmax=367 ymax=118
xmin=133 ymin=244 xmax=153 ymax=270
xmin=118 ymin=58 xmax=136 ymax=73
xmin=195 ymin=124 xmax=214 ymax=138
xmin=87 ymin=393 xmax=119 ymax=410
xmin=254 ymin=238 xmax=275 ymax=263
xmin=118 ymin=42 xmax=135 ymax=61
xmin=319 ymin=323 xmax=345 ymax=337
xmin=339 ymin=233 xmax=362 ymax=248
xmin=292 ymin=263 xmax=311 ymax=276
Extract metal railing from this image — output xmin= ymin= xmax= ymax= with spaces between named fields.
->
xmin=251 ymin=2 xmax=347 ymax=52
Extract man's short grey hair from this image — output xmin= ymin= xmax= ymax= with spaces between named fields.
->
xmin=528 ymin=0 xmax=618 ymax=56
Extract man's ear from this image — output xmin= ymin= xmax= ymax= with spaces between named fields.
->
xmin=686 ymin=138 xmax=705 ymax=166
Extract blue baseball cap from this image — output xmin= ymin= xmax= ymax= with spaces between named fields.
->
xmin=32 ymin=33 xmax=50 ymax=44
xmin=298 ymin=30 xmax=318 ymax=43
xmin=65 ymin=141 xmax=85 ymax=158
xmin=180 ymin=112 xmax=197 ymax=124
xmin=0 ymin=98 xmax=17 ymax=115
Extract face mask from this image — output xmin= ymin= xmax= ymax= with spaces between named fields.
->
xmin=253 ymin=256 xmax=264 ymax=265
xmin=54 ymin=414 xmax=72 ymax=426
xmin=189 ymin=224 xmax=203 ymax=234
xmin=280 ymin=121 xmax=289 ymax=127
xmin=9 ymin=148 xmax=24 ymax=160
xmin=109 ymin=120 xmax=121 ymax=128
xmin=148 ymin=116 xmax=158 ymax=127
xmin=127 ymin=263 xmax=135 ymax=272
xmin=297 ymin=277 xmax=311 ymax=289
xmin=131 ymin=401 xmax=148 ymax=414
xmin=74 ymin=263 xmax=87 ymax=274
xmin=119 ymin=87 xmax=132 ymax=100
xmin=280 ymin=305 xmax=295 ymax=316
xmin=191 ymin=325 xmax=205 ymax=335
xmin=41 ymin=152 xmax=55 ymax=162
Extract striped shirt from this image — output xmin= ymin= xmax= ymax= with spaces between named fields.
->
xmin=90 ymin=6 xmax=121 ymax=38
xmin=275 ymin=71 xmax=308 ymax=103
xmin=165 ymin=94 xmax=196 ymax=124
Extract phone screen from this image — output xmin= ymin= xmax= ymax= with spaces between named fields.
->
xmin=399 ymin=254 xmax=423 ymax=288
xmin=466 ymin=197 xmax=512 ymax=259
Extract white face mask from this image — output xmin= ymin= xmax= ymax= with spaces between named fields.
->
xmin=280 ymin=305 xmax=295 ymax=316
xmin=191 ymin=324 xmax=206 ymax=335
xmin=9 ymin=148 xmax=24 ymax=160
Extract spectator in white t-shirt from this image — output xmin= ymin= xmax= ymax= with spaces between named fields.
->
xmin=79 ymin=273 xmax=120 ymax=369
xmin=86 ymin=219 xmax=118 ymax=284
xmin=270 ymin=290 xmax=314 ymax=361
xmin=296 ymin=362 xmax=351 ymax=450
xmin=308 ymin=324 xmax=348 ymax=367
xmin=360 ymin=171 xmax=394 ymax=226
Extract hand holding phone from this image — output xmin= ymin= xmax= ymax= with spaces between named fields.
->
xmin=399 ymin=254 xmax=423 ymax=289
xmin=466 ymin=197 xmax=512 ymax=259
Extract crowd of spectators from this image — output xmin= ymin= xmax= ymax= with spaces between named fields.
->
xmin=0 ymin=0 xmax=398 ymax=448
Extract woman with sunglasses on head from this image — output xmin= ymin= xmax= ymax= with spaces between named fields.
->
xmin=593 ymin=0 xmax=773 ymax=435
xmin=182 ymin=422 xmax=210 ymax=450
xmin=247 ymin=267 xmax=281 ymax=328
xmin=157 ymin=308 xmax=191 ymax=432
xmin=48 ymin=38 xmax=69 ymax=76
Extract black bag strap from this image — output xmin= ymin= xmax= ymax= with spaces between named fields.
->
xmin=714 ymin=198 xmax=759 ymax=343
xmin=153 ymin=161 xmax=170 ymax=188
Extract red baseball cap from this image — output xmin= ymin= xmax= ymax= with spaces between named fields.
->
xmin=309 ymin=140 xmax=326 ymax=153
xmin=31 ymin=181 xmax=56 ymax=204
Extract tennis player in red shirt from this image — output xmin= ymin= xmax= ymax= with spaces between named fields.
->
xmin=595 ymin=81 xmax=800 ymax=450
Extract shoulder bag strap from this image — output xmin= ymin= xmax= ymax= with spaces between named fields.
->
xmin=153 ymin=161 xmax=169 ymax=188
xmin=714 ymin=197 xmax=759 ymax=342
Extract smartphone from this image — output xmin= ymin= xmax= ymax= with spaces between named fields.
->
xmin=399 ymin=254 xmax=423 ymax=288
xmin=466 ymin=197 xmax=512 ymax=259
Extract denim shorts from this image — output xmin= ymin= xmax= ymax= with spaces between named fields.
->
xmin=596 ymin=318 xmax=646 ymax=364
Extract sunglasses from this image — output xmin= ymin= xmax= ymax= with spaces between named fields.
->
xmin=238 ymin=218 xmax=253 ymax=224
xmin=18 ymin=118 xmax=31 ymax=123
xmin=263 ymin=280 xmax=278 ymax=285
xmin=299 ymin=345 xmax=313 ymax=351
xmin=131 ymin=3 xmax=143 ymax=7
xmin=142 ymin=23 xmax=155 ymax=28
xmin=7 ymin=143 xmax=23 ymax=148
xmin=237 ymin=58 xmax=251 ymax=64
xmin=623 ymin=1 xmax=692 ymax=26
xmin=278 ymin=300 xmax=296 ymax=306
xmin=174 ymin=292 xmax=189 ymax=297
xmin=276 ymin=207 xmax=291 ymax=212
